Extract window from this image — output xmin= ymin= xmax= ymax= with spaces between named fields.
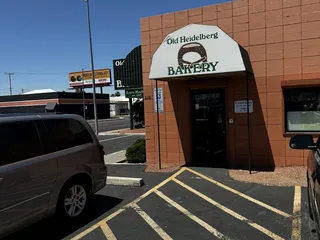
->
xmin=0 ymin=121 xmax=44 ymax=166
xmin=284 ymin=87 xmax=320 ymax=132
xmin=43 ymin=119 xmax=93 ymax=152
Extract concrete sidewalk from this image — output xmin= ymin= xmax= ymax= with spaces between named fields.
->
xmin=87 ymin=116 xmax=128 ymax=123
xmin=99 ymin=128 xmax=145 ymax=136
xmin=104 ymin=151 xmax=126 ymax=164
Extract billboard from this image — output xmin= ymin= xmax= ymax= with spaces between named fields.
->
xmin=69 ymin=68 xmax=111 ymax=88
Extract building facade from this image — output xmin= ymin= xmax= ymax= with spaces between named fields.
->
xmin=141 ymin=0 xmax=320 ymax=169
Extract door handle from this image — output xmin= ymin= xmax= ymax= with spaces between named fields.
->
xmin=0 ymin=178 xmax=3 ymax=182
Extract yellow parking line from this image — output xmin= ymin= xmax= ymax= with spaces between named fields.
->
xmin=100 ymin=222 xmax=117 ymax=240
xmin=292 ymin=186 xmax=301 ymax=240
xmin=70 ymin=167 xmax=186 ymax=240
xmin=131 ymin=203 xmax=173 ymax=240
xmin=173 ymin=178 xmax=285 ymax=240
xmin=185 ymin=167 xmax=292 ymax=218
xmin=154 ymin=190 xmax=228 ymax=239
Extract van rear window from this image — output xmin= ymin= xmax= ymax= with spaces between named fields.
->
xmin=43 ymin=119 xmax=93 ymax=152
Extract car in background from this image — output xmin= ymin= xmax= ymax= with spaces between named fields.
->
xmin=290 ymin=135 xmax=320 ymax=238
xmin=0 ymin=113 xmax=107 ymax=238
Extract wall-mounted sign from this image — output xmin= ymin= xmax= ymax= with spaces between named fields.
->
xmin=154 ymin=87 xmax=163 ymax=112
xmin=234 ymin=100 xmax=253 ymax=113
xmin=69 ymin=68 xmax=111 ymax=89
xmin=125 ymin=89 xmax=144 ymax=98
xmin=149 ymin=24 xmax=248 ymax=79
xmin=112 ymin=59 xmax=126 ymax=90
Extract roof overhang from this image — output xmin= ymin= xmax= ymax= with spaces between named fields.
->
xmin=149 ymin=24 xmax=252 ymax=81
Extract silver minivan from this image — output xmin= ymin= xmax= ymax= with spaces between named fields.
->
xmin=0 ymin=113 xmax=107 ymax=238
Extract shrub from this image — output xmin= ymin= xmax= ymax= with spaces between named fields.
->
xmin=126 ymin=139 xmax=146 ymax=163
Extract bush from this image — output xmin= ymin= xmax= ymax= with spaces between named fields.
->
xmin=126 ymin=139 xmax=146 ymax=163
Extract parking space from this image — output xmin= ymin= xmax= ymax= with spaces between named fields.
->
xmin=69 ymin=167 xmax=316 ymax=240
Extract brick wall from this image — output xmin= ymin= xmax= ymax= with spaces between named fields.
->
xmin=141 ymin=0 xmax=320 ymax=169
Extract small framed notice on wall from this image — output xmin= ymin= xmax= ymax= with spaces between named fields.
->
xmin=154 ymin=87 xmax=164 ymax=112
xmin=234 ymin=100 xmax=253 ymax=113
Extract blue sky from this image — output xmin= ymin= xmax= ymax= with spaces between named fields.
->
xmin=0 ymin=0 xmax=225 ymax=95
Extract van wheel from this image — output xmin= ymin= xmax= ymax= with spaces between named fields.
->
xmin=57 ymin=180 xmax=89 ymax=219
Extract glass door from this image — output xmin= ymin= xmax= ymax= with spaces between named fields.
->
xmin=192 ymin=89 xmax=227 ymax=166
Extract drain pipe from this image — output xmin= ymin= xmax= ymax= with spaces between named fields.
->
xmin=246 ymin=73 xmax=252 ymax=174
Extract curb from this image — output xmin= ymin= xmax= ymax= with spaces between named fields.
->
xmin=123 ymin=133 xmax=145 ymax=136
xmin=99 ymin=131 xmax=146 ymax=136
xmin=106 ymin=162 xmax=147 ymax=165
xmin=106 ymin=176 xmax=144 ymax=187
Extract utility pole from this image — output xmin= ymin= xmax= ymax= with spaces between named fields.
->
xmin=82 ymin=68 xmax=86 ymax=119
xmin=84 ymin=0 xmax=98 ymax=135
xmin=4 ymin=73 xmax=14 ymax=95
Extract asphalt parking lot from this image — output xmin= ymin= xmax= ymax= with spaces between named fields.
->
xmin=97 ymin=135 xmax=145 ymax=154
xmin=70 ymin=167 xmax=316 ymax=240
xmin=4 ymin=166 xmax=317 ymax=240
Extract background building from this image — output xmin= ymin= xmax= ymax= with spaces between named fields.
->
xmin=110 ymin=96 xmax=130 ymax=116
xmin=0 ymin=89 xmax=110 ymax=119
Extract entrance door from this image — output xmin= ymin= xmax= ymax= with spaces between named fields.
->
xmin=192 ymin=89 xmax=227 ymax=166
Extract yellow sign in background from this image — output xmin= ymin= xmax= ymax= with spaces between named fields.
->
xmin=69 ymin=68 xmax=111 ymax=88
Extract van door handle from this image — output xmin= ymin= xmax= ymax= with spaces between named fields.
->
xmin=0 ymin=178 xmax=3 ymax=182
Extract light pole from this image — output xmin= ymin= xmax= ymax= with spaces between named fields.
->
xmin=84 ymin=0 xmax=98 ymax=135
xmin=81 ymin=65 xmax=90 ymax=120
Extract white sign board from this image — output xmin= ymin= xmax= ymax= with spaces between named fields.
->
xmin=149 ymin=24 xmax=247 ymax=79
xmin=154 ymin=88 xmax=164 ymax=112
xmin=234 ymin=100 xmax=253 ymax=113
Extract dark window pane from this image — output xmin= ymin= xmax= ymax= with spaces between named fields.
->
xmin=284 ymin=88 xmax=320 ymax=132
xmin=0 ymin=121 xmax=43 ymax=166
xmin=43 ymin=119 xmax=93 ymax=152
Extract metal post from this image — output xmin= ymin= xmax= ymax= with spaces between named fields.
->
xmin=246 ymin=74 xmax=252 ymax=174
xmin=84 ymin=0 xmax=98 ymax=134
xmin=129 ymin=98 xmax=133 ymax=130
xmin=82 ymin=68 xmax=86 ymax=119
xmin=100 ymin=86 xmax=103 ymax=94
xmin=155 ymin=79 xmax=161 ymax=170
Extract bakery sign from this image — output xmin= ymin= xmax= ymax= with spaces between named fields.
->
xmin=149 ymin=24 xmax=248 ymax=79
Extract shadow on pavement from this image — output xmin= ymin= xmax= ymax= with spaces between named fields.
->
xmin=4 ymin=195 xmax=123 ymax=240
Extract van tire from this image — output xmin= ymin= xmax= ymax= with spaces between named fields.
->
xmin=56 ymin=179 xmax=90 ymax=220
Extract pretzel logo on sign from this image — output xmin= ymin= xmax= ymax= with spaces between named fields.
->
xmin=178 ymin=42 xmax=207 ymax=68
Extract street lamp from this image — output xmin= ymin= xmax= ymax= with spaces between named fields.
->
xmin=81 ymin=65 xmax=90 ymax=119
xmin=83 ymin=0 xmax=98 ymax=135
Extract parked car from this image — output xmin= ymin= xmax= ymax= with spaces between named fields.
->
xmin=290 ymin=135 xmax=320 ymax=238
xmin=0 ymin=113 xmax=107 ymax=238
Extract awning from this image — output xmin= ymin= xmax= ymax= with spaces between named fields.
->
xmin=149 ymin=24 xmax=252 ymax=80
